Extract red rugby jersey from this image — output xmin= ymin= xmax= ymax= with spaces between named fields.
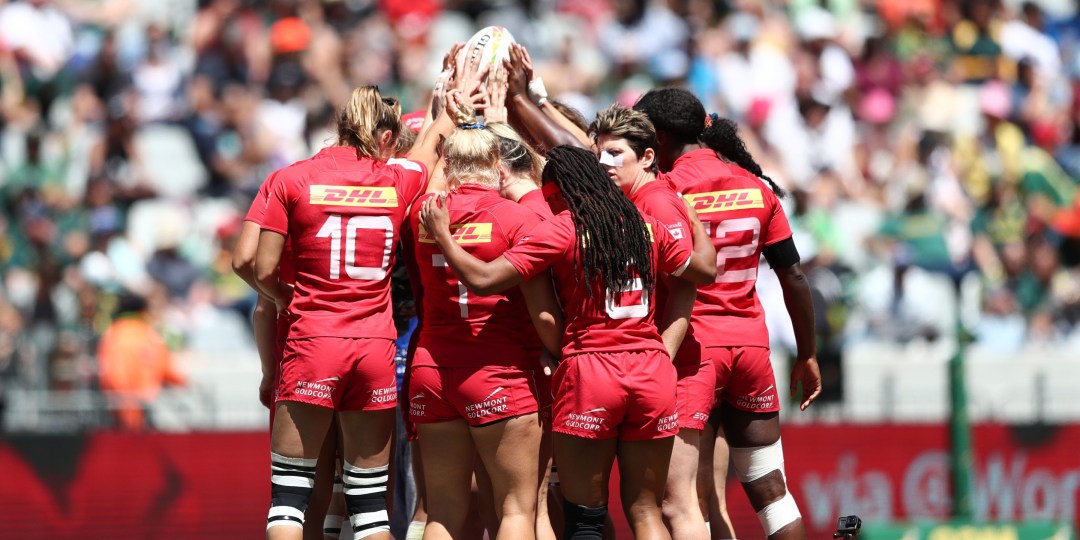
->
xmin=245 ymin=171 xmax=295 ymax=285
xmin=502 ymin=211 xmax=692 ymax=357
xmin=409 ymin=185 xmax=543 ymax=368
xmin=260 ymin=146 xmax=428 ymax=339
xmin=628 ymin=179 xmax=693 ymax=245
xmin=628 ymin=178 xmax=695 ymax=313
xmin=517 ymin=189 xmax=555 ymax=219
xmin=663 ymin=149 xmax=793 ymax=348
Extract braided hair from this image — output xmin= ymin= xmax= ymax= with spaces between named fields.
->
xmin=634 ymin=88 xmax=785 ymax=197
xmin=542 ymin=145 xmax=655 ymax=298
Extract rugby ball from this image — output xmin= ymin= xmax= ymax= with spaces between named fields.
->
xmin=458 ymin=26 xmax=516 ymax=81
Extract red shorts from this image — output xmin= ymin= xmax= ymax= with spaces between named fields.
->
xmin=674 ymin=340 xmax=718 ymax=430
xmin=409 ymin=365 xmax=539 ymax=426
xmin=714 ymin=346 xmax=780 ymax=413
xmin=400 ymin=365 xmax=420 ymax=442
xmin=552 ymin=350 xmax=678 ymax=441
xmin=277 ymin=337 xmax=398 ymax=411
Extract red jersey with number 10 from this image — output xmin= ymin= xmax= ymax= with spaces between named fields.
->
xmin=663 ymin=149 xmax=793 ymax=348
xmin=503 ymin=211 xmax=692 ymax=358
xmin=409 ymin=185 xmax=544 ymax=368
xmin=260 ymin=146 xmax=428 ymax=340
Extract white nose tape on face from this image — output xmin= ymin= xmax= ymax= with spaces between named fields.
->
xmin=599 ymin=150 xmax=624 ymax=167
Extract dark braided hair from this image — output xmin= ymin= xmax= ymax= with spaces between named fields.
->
xmin=634 ymin=88 xmax=786 ymax=197
xmin=542 ymin=145 xmax=655 ymax=299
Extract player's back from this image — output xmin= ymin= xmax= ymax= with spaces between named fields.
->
xmin=411 ymin=185 xmax=542 ymax=367
xmin=665 ymin=149 xmax=792 ymax=348
xmin=261 ymin=146 xmax=427 ymax=340
xmin=505 ymin=211 xmax=691 ymax=357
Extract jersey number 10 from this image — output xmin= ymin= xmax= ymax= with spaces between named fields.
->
xmin=316 ymin=214 xmax=394 ymax=280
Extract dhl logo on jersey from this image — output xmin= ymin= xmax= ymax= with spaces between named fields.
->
xmin=309 ymin=185 xmax=398 ymax=207
xmin=418 ymin=223 xmax=493 ymax=244
xmin=684 ymin=189 xmax=763 ymax=213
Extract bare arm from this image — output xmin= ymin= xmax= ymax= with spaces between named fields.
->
xmin=254 ymin=230 xmax=292 ymax=310
xmin=409 ymin=55 xmax=490 ymax=176
xmin=541 ymin=101 xmax=593 ymax=148
xmin=504 ymin=45 xmax=584 ymax=152
xmin=775 ymin=262 xmax=821 ymax=410
xmin=658 ymin=277 xmax=695 ymax=360
xmin=676 ymin=201 xmax=718 ymax=285
xmin=232 ymin=221 xmax=262 ymax=291
xmin=419 ymin=195 xmax=524 ymax=295
xmin=520 ymin=271 xmax=564 ymax=358
xmin=252 ymin=296 xmax=279 ymax=409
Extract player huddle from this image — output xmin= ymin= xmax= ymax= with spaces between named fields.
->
xmin=234 ymin=29 xmax=822 ymax=540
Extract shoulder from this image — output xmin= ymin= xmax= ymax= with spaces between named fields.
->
xmin=385 ymin=157 xmax=427 ymax=175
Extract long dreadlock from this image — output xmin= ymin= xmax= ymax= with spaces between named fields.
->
xmin=542 ymin=145 xmax=655 ymax=298
xmin=634 ymin=88 xmax=786 ymax=197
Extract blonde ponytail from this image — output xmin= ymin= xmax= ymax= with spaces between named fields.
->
xmin=337 ymin=86 xmax=402 ymax=160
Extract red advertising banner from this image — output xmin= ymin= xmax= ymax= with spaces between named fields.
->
xmin=0 ymin=424 xmax=1076 ymax=538
xmin=0 ymin=432 xmax=269 ymax=539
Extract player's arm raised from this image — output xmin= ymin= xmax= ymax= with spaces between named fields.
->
xmin=408 ymin=47 xmax=489 ymax=176
xmin=504 ymin=44 xmax=585 ymax=152
xmin=419 ymin=193 xmax=523 ymax=296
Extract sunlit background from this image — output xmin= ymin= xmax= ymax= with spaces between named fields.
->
xmin=0 ymin=0 xmax=1078 ymax=538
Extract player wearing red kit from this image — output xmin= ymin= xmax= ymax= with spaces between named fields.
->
xmin=636 ymin=89 xmax=821 ymax=540
xmin=235 ymin=170 xmax=349 ymax=539
xmin=485 ymin=121 xmax=563 ymax=540
xmin=407 ymin=124 xmax=559 ymax=540
xmin=588 ymin=104 xmax=723 ymax=539
xmin=253 ymin=85 xmax=456 ymax=540
xmin=420 ymin=146 xmax=716 ymax=540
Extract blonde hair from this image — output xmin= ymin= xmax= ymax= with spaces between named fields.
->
xmin=443 ymin=126 xmax=501 ymax=190
xmin=337 ymin=86 xmax=402 ymax=160
xmin=393 ymin=126 xmax=417 ymax=158
xmin=589 ymin=104 xmax=659 ymax=173
xmin=487 ymin=122 xmax=543 ymax=187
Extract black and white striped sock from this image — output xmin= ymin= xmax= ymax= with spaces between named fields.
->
xmin=267 ymin=452 xmax=317 ymax=531
xmin=342 ymin=463 xmax=389 ymax=539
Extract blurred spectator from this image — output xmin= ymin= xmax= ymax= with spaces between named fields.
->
xmin=97 ymin=292 xmax=185 ymax=430
xmin=0 ymin=0 xmax=1076 ymax=431
xmin=599 ymin=0 xmax=690 ymax=82
xmin=0 ymin=0 xmax=74 ymax=117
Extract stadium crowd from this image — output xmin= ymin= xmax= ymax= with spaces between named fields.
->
xmin=0 ymin=0 xmax=1079 ymax=414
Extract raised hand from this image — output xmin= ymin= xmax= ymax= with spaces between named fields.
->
xmin=503 ymin=43 xmax=530 ymax=101
xmin=485 ymin=64 xmax=509 ymax=123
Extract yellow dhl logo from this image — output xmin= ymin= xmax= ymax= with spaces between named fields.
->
xmin=419 ymin=223 xmax=493 ymax=244
xmin=684 ymin=189 xmax=763 ymax=213
xmin=309 ymin=185 xmax=398 ymax=207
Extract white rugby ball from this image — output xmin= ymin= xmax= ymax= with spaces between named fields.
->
xmin=458 ymin=26 xmax=516 ymax=80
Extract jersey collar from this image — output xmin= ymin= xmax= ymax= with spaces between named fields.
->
xmin=672 ymin=148 xmax=723 ymax=171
